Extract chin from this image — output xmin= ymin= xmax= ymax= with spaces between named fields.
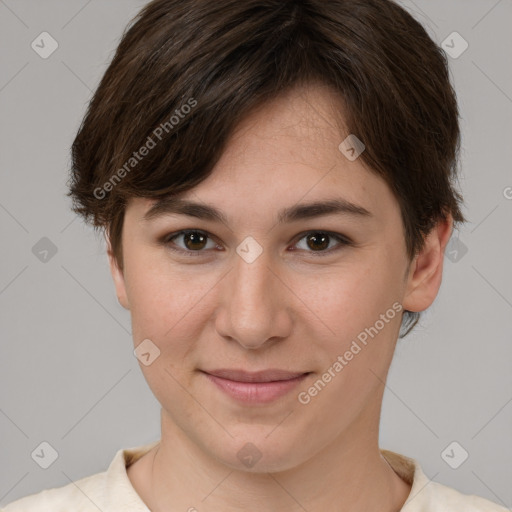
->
xmin=210 ymin=429 xmax=310 ymax=474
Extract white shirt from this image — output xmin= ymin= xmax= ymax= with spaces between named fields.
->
xmin=2 ymin=441 xmax=508 ymax=511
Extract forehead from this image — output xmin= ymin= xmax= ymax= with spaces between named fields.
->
xmin=128 ymin=83 xmax=400 ymax=226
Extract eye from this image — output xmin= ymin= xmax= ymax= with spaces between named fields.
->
xmin=163 ymin=229 xmax=352 ymax=257
xmin=164 ymin=229 xmax=220 ymax=256
xmin=292 ymin=231 xmax=352 ymax=256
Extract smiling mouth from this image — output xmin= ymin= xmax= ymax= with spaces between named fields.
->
xmin=200 ymin=369 xmax=312 ymax=403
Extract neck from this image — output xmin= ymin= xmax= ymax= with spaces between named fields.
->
xmin=139 ymin=406 xmax=411 ymax=512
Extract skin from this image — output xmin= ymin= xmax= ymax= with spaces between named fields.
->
xmin=107 ymin=82 xmax=453 ymax=511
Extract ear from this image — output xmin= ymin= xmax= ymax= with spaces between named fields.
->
xmin=402 ymin=214 xmax=454 ymax=313
xmin=105 ymin=231 xmax=130 ymax=310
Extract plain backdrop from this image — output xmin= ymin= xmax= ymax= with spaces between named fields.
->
xmin=1 ymin=0 xmax=511 ymax=508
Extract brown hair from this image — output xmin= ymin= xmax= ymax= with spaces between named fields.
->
xmin=67 ymin=0 xmax=466 ymax=337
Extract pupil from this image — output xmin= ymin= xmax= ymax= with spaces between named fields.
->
xmin=183 ymin=232 xmax=330 ymax=252
xmin=185 ymin=232 xmax=206 ymax=250
xmin=308 ymin=233 xmax=329 ymax=251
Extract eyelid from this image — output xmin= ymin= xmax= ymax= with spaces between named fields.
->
xmin=163 ymin=229 xmax=353 ymax=257
xmin=292 ymin=229 xmax=352 ymax=246
xmin=290 ymin=230 xmax=353 ymax=256
xmin=163 ymin=229 xmax=221 ymax=256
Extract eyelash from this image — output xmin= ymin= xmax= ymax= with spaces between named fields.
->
xmin=162 ymin=229 xmax=353 ymax=258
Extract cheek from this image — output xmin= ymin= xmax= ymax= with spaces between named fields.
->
xmin=295 ymin=256 xmax=404 ymax=387
xmin=125 ymin=266 xmax=207 ymax=407
xmin=293 ymin=266 xmax=401 ymax=425
xmin=123 ymin=255 xmax=200 ymax=346
xmin=295 ymin=258 xmax=401 ymax=333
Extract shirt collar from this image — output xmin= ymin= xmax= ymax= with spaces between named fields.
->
xmin=381 ymin=449 xmax=435 ymax=510
xmin=104 ymin=440 xmax=159 ymax=511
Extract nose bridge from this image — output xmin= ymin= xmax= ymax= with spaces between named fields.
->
xmin=216 ymin=247 xmax=290 ymax=349
xmin=231 ymin=249 xmax=275 ymax=324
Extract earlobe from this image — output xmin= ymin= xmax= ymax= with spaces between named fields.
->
xmin=402 ymin=215 xmax=454 ymax=313
xmin=105 ymin=232 xmax=130 ymax=310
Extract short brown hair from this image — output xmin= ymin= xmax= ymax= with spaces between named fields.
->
xmin=67 ymin=0 xmax=466 ymax=337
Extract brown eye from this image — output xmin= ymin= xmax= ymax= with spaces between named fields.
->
xmin=305 ymin=232 xmax=330 ymax=251
xmin=166 ymin=230 xmax=218 ymax=255
xmin=163 ymin=229 xmax=351 ymax=258
xmin=294 ymin=231 xmax=351 ymax=255
xmin=182 ymin=231 xmax=208 ymax=250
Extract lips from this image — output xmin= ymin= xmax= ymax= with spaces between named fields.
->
xmin=201 ymin=368 xmax=308 ymax=383
xmin=200 ymin=368 xmax=311 ymax=404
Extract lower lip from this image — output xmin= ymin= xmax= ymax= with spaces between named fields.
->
xmin=203 ymin=372 xmax=310 ymax=404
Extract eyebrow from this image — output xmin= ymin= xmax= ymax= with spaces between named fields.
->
xmin=142 ymin=196 xmax=372 ymax=225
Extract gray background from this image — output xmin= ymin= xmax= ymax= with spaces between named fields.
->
xmin=1 ymin=0 xmax=511 ymax=508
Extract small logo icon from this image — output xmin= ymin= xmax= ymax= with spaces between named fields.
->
xmin=237 ymin=442 xmax=262 ymax=468
xmin=32 ymin=237 xmax=58 ymax=263
xmin=31 ymin=32 xmax=59 ymax=59
xmin=338 ymin=134 xmax=365 ymax=161
xmin=134 ymin=338 xmax=161 ymax=366
xmin=31 ymin=441 xmax=59 ymax=469
xmin=441 ymin=441 xmax=469 ymax=469
xmin=441 ymin=32 xmax=469 ymax=59
xmin=445 ymin=237 xmax=468 ymax=263
xmin=236 ymin=236 xmax=263 ymax=264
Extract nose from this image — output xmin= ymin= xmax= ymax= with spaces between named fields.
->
xmin=214 ymin=247 xmax=292 ymax=350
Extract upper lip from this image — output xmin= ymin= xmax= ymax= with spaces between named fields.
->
xmin=202 ymin=369 xmax=309 ymax=383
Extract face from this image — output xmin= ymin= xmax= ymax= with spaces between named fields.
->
xmin=108 ymin=82 xmax=450 ymax=472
